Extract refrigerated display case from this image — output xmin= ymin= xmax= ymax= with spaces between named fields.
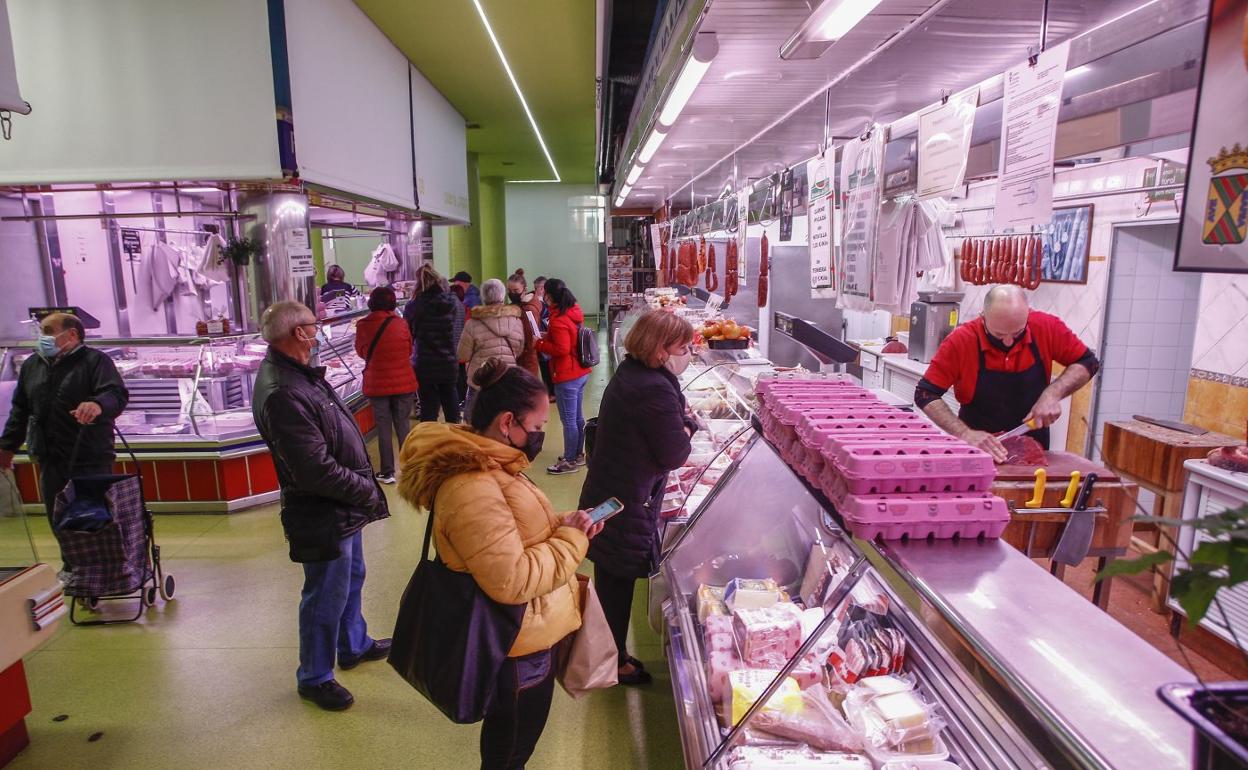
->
xmin=0 ymin=309 xmax=377 ymax=513
xmin=652 ymin=398 xmax=1196 ymax=770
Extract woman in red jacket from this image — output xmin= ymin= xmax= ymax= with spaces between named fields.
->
xmin=354 ymin=286 xmax=418 ymax=484
xmin=534 ymin=278 xmax=592 ymax=475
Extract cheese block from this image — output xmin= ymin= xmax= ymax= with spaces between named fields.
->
xmin=729 ymin=669 xmax=803 ymax=725
xmin=724 ymin=577 xmax=783 ymax=611
xmin=873 ymin=691 xmax=929 ymax=730
xmin=698 ymin=584 xmax=728 ymax=624
xmin=856 ymin=675 xmax=912 ymax=697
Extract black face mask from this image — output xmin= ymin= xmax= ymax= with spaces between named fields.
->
xmin=508 ymin=292 xmax=523 ymax=305
xmin=509 ymin=422 xmax=545 ymax=462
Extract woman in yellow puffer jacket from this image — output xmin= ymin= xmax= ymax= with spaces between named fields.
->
xmin=398 ymin=358 xmax=602 ymax=770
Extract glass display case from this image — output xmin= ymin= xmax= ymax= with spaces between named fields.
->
xmin=0 ymin=309 xmax=369 ymax=448
xmin=0 ymin=309 xmax=374 ymax=513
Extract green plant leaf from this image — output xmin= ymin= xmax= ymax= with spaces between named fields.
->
xmin=1229 ymin=545 xmax=1248 ymax=585
xmin=1190 ymin=540 xmax=1232 ymax=566
xmin=1173 ymin=567 xmax=1228 ymax=624
xmin=1095 ymin=551 xmax=1172 ymax=582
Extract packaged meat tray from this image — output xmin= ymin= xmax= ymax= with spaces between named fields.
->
xmin=725 ymin=746 xmax=871 ymax=770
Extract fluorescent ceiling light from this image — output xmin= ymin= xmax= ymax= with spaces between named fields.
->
xmin=615 ymin=185 xmax=633 ymax=206
xmin=781 ymin=0 xmax=884 ymax=60
xmin=1066 ymin=64 xmax=1091 ymax=78
xmin=471 ymin=0 xmax=560 ymax=183
xmin=179 ymin=187 xmax=223 ymax=193
xmin=657 ymin=34 xmax=718 ymax=128
xmin=626 ymin=164 xmax=643 ymax=186
xmin=638 ymin=129 xmax=668 ymax=164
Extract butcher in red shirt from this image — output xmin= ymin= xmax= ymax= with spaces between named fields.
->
xmin=915 ymin=285 xmax=1099 ymax=462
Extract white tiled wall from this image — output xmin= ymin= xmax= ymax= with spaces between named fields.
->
xmin=1191 ymin=277 xmax=1248 ymax=379
xmin=1095 ymin=225 xmax=1199 ymax=457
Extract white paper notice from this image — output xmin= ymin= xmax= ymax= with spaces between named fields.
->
xmin=809 ymin=196 xmax=833 ymax=289
xmin=736 ymin=189 xmax=749 ymax=288
xmin=807 ymin=153 xmax=833 ymax=204
xmin=287 ymin=227 xmax=315 ymax=277
xmin=994 ymin=42 xmax=1070 ymax=230
xmin=918 ymin=88 xmax=979 ymax=199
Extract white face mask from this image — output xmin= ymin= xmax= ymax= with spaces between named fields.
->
xmin=663 ymin=350 xmax=693 ymax=376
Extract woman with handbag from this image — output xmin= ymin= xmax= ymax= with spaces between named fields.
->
xmin=353 ymin=286 xmax=418 ymax=484
xmin=398 ymin=358 xmax=603 ymax=769
xmin=578 ymin=310 xmax=697 ymax=686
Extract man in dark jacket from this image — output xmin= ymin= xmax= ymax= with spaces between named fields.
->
xmin=452 ymin=270 xmax=481 ymax=310
xmin=252 ymin=301 xmax=391 ymax=712
xmin=579 ymin=312 xmax=697 ymax=685
xmin=404 ymin=266 xmax=462 ymax=423
xmin=0 ymin=312 xmax=129 ymax=549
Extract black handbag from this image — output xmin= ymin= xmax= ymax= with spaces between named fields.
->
xmin=388 ymin=505 xmax=526 ymax=724
xmin=584 ymin=417 xmax=598 ymax=458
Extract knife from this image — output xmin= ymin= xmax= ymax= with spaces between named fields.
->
xmin=1052 ymin=472 xmax=1099 ymax=566
xmin=999 ymin=419 xmax=1039 ymax=441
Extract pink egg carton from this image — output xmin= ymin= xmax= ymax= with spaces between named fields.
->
xmin=822 ymin=439 xmax=997 ymax=495
xmin=768 ymin=394 xmax=885 ymax=448
xmin=796 ymin=413 xmax=935 ymax=445
xmin=841 ymin=515 xmax=1010 ymax=541
xmin=791 ymin=425 xmax=940 ymax=482
xmin=754 ymin=374 xmax=858 ymax=401
xmin=835 ymin=490 xmax=1010 ymax=540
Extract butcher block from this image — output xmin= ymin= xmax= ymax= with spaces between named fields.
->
xmin=994 ymin=452 xmax=1137 ymax=559
xmin=1101 ymin=420 xmax=1238 ymax=493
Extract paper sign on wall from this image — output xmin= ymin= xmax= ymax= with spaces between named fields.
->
xmin=809 ymin=196 xmax=833 ymax=289
xmin=287 ymin=227 xmax=315 ymax=277
xmin=994 ymin=42 xmax=1071 ymax=231
xmin=918 ymin=88 xmax=979 ymax=199
xmin=839 ymin=129 xmax=884 ymax=311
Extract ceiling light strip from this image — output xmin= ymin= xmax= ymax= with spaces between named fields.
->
xmin=665 ymin=0 xmax=957 ymax=203
xmin=471 ymin=0 xmax=560 ymax=183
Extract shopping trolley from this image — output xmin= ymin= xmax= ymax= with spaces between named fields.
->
xmin=52 ymin=428 xmax=175 ymax=625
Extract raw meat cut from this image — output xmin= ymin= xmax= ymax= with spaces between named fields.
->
xmin=1208 ymin=445 xmax=1248 ymax=473
xmin=1000 ymin=435 xmax=1048 ymax=466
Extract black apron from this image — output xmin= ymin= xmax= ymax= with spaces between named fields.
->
xmin=958 ymin=339 xmax=1051 ymax=449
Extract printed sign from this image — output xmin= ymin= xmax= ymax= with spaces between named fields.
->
xmin=120 ymin=229 xmax=142 ymax=255
xmin=917 ymin=88 xmax=979 ymax=199
xmin=286 ymin=227 xmax=315 ymax=277
xmin=809 ymin=195 xmax=833 ymax=289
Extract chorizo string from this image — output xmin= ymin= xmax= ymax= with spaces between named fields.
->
xmin=757 ymin=233 xmax=770 ymax=308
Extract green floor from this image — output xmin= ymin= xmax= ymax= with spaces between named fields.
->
xmin=3 ymin=361 xmax=685 ymax=769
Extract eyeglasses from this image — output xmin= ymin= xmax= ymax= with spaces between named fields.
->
xmin=293 ymin=322 xmax=320 ymax=336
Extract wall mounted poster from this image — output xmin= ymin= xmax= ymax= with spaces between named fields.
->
xmin=838 ymin=128 xmax=883 ymax=312
xmin=1039 ymin=205 xmax=1093 ymax=283
xmin=1175 ymin=0 xmax=1248 ymax=273
xmin=917 ymin=87 xmax=979 ymax=199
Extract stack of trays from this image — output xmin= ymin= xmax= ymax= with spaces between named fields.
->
xmin=754 ymin=378 xmax=1008 ymax=541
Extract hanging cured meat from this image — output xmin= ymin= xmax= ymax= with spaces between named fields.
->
xmin=758 ymin=233 xmax=770 ymax=308
xmin=696 ymin=236 xmax=708 ymax=276
xmin=1027 ymin=235 xmax=1043 ymax=290
xmin=676 ymin=240 xmax=697 ymax=286
xmin=725 ymin=240 xmax=739 ymax=302
xmin=706 ymin=241 xmax=719 ymax=292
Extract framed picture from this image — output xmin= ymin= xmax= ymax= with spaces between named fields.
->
xmin=1174 ymin=0 xmax=1248 ymax=273
xmin=1040 ymin=204 xmax=1094 ymax=283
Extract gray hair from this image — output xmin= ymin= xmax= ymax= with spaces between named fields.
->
xmin=260 ymin=301 xmax=312 ymax=343
xmin=481 ymin=278 xmax=507 ymax=305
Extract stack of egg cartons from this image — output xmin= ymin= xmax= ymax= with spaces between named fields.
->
xmin=755 ymin=377 xmax=1009 ymax=541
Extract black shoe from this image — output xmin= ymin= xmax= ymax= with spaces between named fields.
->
xmin=339 ymin=638 xmax=392 ymax=670
xmin=298 ymin=679 xmax=354 ymax=711
xmin=617 ymin=664 xmax=652 ymax=686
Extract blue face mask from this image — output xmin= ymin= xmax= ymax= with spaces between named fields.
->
xmin=37 ymin=334 xmax=61 ymax=358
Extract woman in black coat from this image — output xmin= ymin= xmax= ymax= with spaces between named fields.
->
xmin=403 ymin=264 xmax=461 ymax=423
xmin=580 ymin=310 xmax=697 ymax=685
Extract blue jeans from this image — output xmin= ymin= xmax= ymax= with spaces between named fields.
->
xmin=297 ymin=531 xmax=372 ymax=686
xmin=554 ymin=374 xmax=589 ymax=461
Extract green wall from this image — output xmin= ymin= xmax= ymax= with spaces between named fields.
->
xmin=479 ymin=174 xmax=508 ymax=282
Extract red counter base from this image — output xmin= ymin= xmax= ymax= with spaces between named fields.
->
xmin=12 ymin=403 xmax=375 ymax=513
xmin=0 ymin=661 xmax=32 ymax=767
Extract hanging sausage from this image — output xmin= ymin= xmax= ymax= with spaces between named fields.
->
xmin=758 ymin=233 xmax=770 ymax=308
xmin=706 ymin=241 xmax=719 ymax=292
xmin=725 ymin=240 xmax=739 ymax=302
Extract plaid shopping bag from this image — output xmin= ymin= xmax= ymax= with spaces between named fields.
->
xmin=53 ymin=473 xmax=149 ymax=597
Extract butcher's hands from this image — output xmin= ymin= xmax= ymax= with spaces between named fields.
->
xmin=71 ymin=402 xmax=102 ymax=425
xmin=0 ymin=449 xmax=13 ymax=471
xmin=562 ymin=509 xmax=605 ymax=539
xmin=1025 ymin=393 xmax=1063 ymax=429
xmin=963 ymin=429 xmax=1008 ymax=463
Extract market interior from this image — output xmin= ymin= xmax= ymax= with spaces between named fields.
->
xmin=3 ymin=0 xmax=1248 ymax=768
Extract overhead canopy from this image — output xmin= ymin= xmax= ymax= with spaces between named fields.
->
xmin=411 ymin=65 xmax=469 ymax=224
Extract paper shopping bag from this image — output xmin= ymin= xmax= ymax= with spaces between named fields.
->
xmin=557 ymin=573 xmax=619 ymax=698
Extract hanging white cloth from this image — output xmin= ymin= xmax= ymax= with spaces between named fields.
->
xmin=198 ymin=233 xmax=230 ymax=284
xmin=0 ymin=0 xmax=31 ymax=115
xmin=364 ymin=242 xmax=399 ymax=288
xmin=149 ymin=242 xmax=181 ymax=310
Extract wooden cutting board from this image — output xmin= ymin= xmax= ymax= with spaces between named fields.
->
xmin=994 ymin=451 xmax=1118 ymax=483
xmin=1102 ymin=420 xmax=1238 ymax=491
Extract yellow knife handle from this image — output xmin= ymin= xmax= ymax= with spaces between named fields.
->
xmin=1025 ymin=469 xmax=1047 ymax=508
xmin=1061 ymin=471 xmax=1082 ymax=508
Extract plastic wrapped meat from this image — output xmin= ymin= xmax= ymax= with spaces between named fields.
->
xmin=754 ymin=687 xmax=865 ymax=753
xmin=734 ymin=603 xmax=803 ymax=666
xmin=725 ymin=746 xmax=871 ymax=769
xmin=1000 ymin=435 xmax=1048 ymax=466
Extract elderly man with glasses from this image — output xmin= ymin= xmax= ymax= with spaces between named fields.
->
xmin=252 ymin=301 xmax=390 ymax=712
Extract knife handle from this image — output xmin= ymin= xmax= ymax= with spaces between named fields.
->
xmin=1074 ymin=473 xmax=1099 ymax=511
xmin=1061 ymin=471 xmax=1082 ymax=508
xmin=1025 ymin=469 xmax=1047 ymax=508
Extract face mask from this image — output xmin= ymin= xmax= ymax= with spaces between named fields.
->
xmin=664 ymin=350 xmax=693 ymax=376
xmin=508 ymin=292 xmax=523 ymax=305
xmin=508 ymin=420 xmax=545 ymax=462
xmin=987 ymin=328 xmax=1022 ymax=352
xmin=36 ymin=334 xmax=61 ymax=358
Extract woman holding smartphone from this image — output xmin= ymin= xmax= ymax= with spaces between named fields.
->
xmin=578 ymin=310 xmax=698 ymax=685
xmin=399 ymin=358 xmax=603 ymax=768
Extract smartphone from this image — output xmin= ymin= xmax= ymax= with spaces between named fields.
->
xmin=588 ymin=497 xmax=625 ymax=525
